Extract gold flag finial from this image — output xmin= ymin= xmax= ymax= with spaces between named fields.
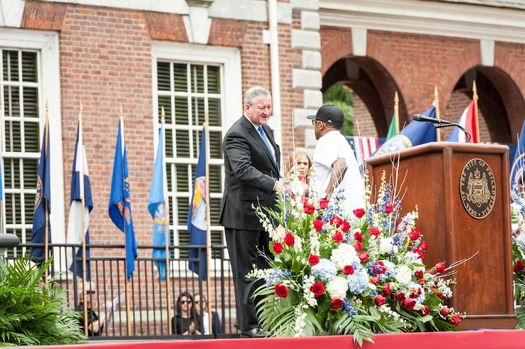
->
xmin=161 ymin=105 xmax=166 ymax=124
xmin=120 ymin=104 xmax=123 ymax=119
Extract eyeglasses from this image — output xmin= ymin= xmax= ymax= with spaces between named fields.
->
xmin=194 ymin=301 xmax=200 ymax=304
xmin=311 ymin=119 xmax=323 ymax=126
xmin=180 ymin=300 xmax=192 ymax=305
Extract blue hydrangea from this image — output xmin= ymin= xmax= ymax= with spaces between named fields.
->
xmin=264 ymin=269 xmax=287 ymax=286
xmin=311 ymin=259 xmax=337 ymax=282
xmin=343 ymin=299 xmax=358 ymax=315
xmin=348 ymin=269 xmax=369 ymax=294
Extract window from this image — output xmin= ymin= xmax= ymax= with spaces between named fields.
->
xmin=152 ymin=42 xmax=241 ymax=260
xmin=0 ymin=29 xmax=63 ymax=257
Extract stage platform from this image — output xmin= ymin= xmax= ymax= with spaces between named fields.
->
xmin=34 ymin=330 xmax=525 ymax=349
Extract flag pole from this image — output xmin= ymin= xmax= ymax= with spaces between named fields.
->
xmin=204 ymin=113 xmax=212 ymax=334
xmin=161 ymin=106 xmax=172 ymax=334
xmin=473 ymin=80 xmax=480 ymax=143
xmin=78 ymin=102 xmax=89 ymax=336
xmin=44 ymin=101 xmax=50 ymax=284
xmin=434 ymin=85 xmax=441 ymax=142
xmin=394 ymin=91 xmax=399 ymax=134
xmin=120 ymin=105 xmax=132 ymax=336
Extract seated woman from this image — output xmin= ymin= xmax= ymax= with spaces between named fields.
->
xmin=171 ymin=291 xmax=202 ymax=336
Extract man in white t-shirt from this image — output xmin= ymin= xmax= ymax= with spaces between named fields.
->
xmin=307 ymin=104 xmax=365 ymax=214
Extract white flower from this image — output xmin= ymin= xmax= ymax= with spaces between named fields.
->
xmin=395 ymin=265 xmax=412 ymax=286
xmin=330 ymin=243 xmax=359 ymax=269
xmin=379 ymin=237 xmax=397 ymax=254
xmin=326 ymin=276 xmax=348 ymax=299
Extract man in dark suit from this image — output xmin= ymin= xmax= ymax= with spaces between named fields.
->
xmin=219 ymin=86 xmax=284 ymax=338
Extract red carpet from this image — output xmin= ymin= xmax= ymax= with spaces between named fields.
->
xmin=36 ymin=330 xmax=525 ymax=349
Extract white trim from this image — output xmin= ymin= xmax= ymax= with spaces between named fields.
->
xmin=0 ymin=28 xmax=64 ymax=246
xmin=480 ymin=39 xmax=495 ymax=67
xmin=320 ymin=0 xmax=525 ymax=44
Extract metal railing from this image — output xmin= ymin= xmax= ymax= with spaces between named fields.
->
xmin=3 ymin=242 xmax=239 ymax=340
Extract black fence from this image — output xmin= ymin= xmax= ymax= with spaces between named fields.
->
xmin=3 ymin=242 xmax=239 ymax=340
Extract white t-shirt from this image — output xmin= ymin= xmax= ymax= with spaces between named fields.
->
xmin=313 ymin=130 xmax=365 ymax=214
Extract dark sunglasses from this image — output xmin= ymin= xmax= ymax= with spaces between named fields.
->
xmin=180 ymin=300 xmax=192 ymax=305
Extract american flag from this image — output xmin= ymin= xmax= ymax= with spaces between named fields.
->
xmin=347 ymin=136 xmax=385 ymax=174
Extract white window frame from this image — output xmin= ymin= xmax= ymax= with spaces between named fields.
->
xmin=151 ymin=41 xmax=242 ymax=276
xmin=0 ymin=28 xmax=64 ymax=254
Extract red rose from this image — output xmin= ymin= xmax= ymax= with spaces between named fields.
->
xmin=370 ymin=276 xmax=379 ymax=285
xmin=332 ymin=231 xmax=344 ymax=243
xmin=435 ymin=262 xmax=445 ymax=273
xmin=374 ymin=294 xmax=386 ymax=307
xmin=330 ymin=216 xmax=343 ymax=227
xmin=274 ymin=284 xmax=288 ymax=298
xmin=272 ymin=242 xmax=283 ymax=254
xmin=414 ymin=270 xmax=424 ymax=279
xmin=353 ymin=208 xmax=365 ymax=218
xmin=331 ymin=298 xmax=344 ymax=310
xmin=343 ymin=265 xmax=355 ymax=275
xmin=450 ymin=314 xmax=461 ymax=326
xmin=354 ymin=232 xmax=364 ymax=242
xmin=368 ymin=227 xmax=380 ymax=238
xmin=395 ymin=291 xmax=406 ymax=302
xmin=420 ymin=241 xmax=428 ymax=250
xmin=303 ymin=203 xmax=315 ymax=214
xmin=319 ymin=199 xmax=329 ymax=209
xmin=382 ymin=282 xmax=392 ymax=296
xmin=418 ymin=279 xmax=426 ymax=287
xmin=372 ymin=261 xmax=386 ymax=274
xmin=408 ymin=229 xmax=421 ymax=241
xmin=358 ymin=252 xmax=369 ymax=262
xmin=284 ymin=233 xmax=295 ymax=247
xmin=308 ymin=254 xmax=320 ymax=266
xmin=514 ymin=260 xmax=525 ymax=274
xmin=403 ymin=298 xmax=416 ymax=311
xmin=310 ymin=282 xmax=325 ymax=297
xmin=435 ymin=291 xmax=444 ymax=299
xmin=313 ymin=219 xmax=324 ymax=232
xmin=419 ymin=305 xmax=430 ymax=316
xmin=413 ymin=248 xmax=424 ymax=260
xmin=440 ymin=307 xmax=451 ymax=318
xmin=385 ymin=204 xmax=393 ymax=213
xmin=409 ymin=287 xmax=422 ymax=299
xmin=353 ymin=241 xmax=363 ymax=251
xmin=341 ymin=221 xmax=351 ymax=232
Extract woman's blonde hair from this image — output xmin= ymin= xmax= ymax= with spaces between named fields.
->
xmin=285 ymin=150 xmax=312 ymax=180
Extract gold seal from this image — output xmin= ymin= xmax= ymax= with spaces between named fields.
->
xmin=459 ymin=158 xmax=496 ymax=219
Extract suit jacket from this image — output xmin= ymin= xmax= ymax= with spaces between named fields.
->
xmin=219 ymin=115 xmax=281 ymax=231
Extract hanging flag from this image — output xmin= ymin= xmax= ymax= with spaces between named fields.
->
xmin=67 ymin=122 xmax=94 ymax=281
xmin=510 ymin=119 xmax=525 ymax=192
xmin=374 ymin=105 xmax=437 ymax=157
xmin=148 ymin=122 xmax=169 ymax=281
xmin=108 ymin=119 xmax=137 ymax=281
xmin=386 ymin=114 xmax=398 ymax=141
xmin=30 ymin=118 xmax=51 ymax=263
xmin=187 ymin=128 xmax=207 ymax=280
xmin=447 ymin=100 xmax=479 ymax=143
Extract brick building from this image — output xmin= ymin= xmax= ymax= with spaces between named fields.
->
xmin=1 ymin=0 xmax=525 ymax=335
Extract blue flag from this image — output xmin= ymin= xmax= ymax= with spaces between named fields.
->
xmin=148 ymin=122 xmax=169 ymax=281
xmin=30 ymin=118 xmax=51 ymax=263
xmin=67 ymin=122 xmax=93 ymax=281
xmin=108 ymin=119 xmax=138 ymax=281
xmin=188 ymin=128 xmax=207 ymax=280
xmin=374 ymin=106 xmax=436 ymax=157
xmin=510 ymin=119 xmax=525 ymax=192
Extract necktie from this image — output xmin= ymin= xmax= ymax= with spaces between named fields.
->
xmin=258 ymin=126 xmax=276 ymax=162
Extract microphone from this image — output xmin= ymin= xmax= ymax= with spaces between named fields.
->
xmin=413 ymin=114 xmax=453 ymax=125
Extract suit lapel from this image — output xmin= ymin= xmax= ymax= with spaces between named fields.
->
xmin=241 ymin=117 xmax=280 ymax=172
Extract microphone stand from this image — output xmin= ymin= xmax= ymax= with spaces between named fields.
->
xmin=432 ymin=123 xmax=472 ymax=143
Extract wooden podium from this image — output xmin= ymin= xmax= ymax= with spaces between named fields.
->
xmin=366 ymin=142 xmax=515 ymax=329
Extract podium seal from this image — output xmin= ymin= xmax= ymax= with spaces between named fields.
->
xmin=459 ymin=158 xmax=496 ymax=219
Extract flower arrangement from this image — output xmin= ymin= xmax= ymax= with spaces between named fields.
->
xmin=510 ymin=190 xmax=525 ymax=328
xmin=250 ymin=171 xmax=463 ymax=345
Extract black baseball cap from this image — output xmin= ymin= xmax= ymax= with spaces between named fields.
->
xmin=306 ymin=104 xmax=344 ymax=128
